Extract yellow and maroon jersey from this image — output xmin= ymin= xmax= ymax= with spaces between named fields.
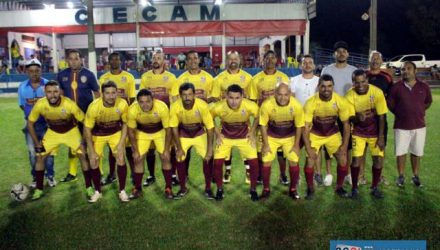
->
xmin=250 ymin=70 xmax=289 ymax=105
xmin=28 ymin=96 xmax=84 ymax=133
xmin=345 ymin=84 xmax=388 ymax=138
xmin=99 ymin=70 xmax=136 ymax=104
xmin=140 ymin=70 xmax=177 ymax=106
xmin=171 ymin=70 xmax=214 ymax=102
xmin=210 ymin=99 xmax=259 ymax=139
xmin=211 ymin=69 xmax=255 ymax=100
xmin=259 ymin=96 xmax=305 ymax=138
xmin=84 ymin=97 xmax=128 ymax=136
xmin=304 ymin=93 xmax=350 ymax=137
xmin=127 ymin=99 xmax=169 ymax=134
xmin=169 ymin=98 xmax=214 ymax=138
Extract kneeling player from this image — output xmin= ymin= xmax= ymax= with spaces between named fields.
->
xmin=84 ymin=81 xmax=129 ymax=203
xmin=170 ymin=83 xmax=214 ymax=199
xmin=346 ymin=69 xmax=387 ymax=198
xmin=303 ymin=74 xmax=351 ymax=199
xmin=211 ymin=84 xmax=260 ymax=201
xmin=27 ymin=81 xmax=92 ymax=200
xmin=127 ymin=89 xmax=174 ymax=199
xmin=260 ymin=83 xmax=305 ymax=200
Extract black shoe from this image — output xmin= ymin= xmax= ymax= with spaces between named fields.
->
xmin=314 ymin=174 xmax=324 ymax=186
xmin=305 ymin=188 xmax=314 ymax=200
xmin=411 ymin=175 xmax=422 ymax=187
xmin=60 ymin=173 xmax=77 ymax=183
xmin=204 ymin=189 xmax=215 ymax=200
xmin=257 ymin=176 xmax=263 ymax=185
xmin=101 ymin=175 xmax=116 ymax=186
xmin=279 ymin=174 xmax=289 ymax=185
xmin=223 ymin=169 xmax=231 ymax=183
xmin=129 ymin=188 xmax=143 ymax=200
xmin=350 ymin=188 xmax=359 ymax=199
xmin=172 ymin=175 xmax=180 ymax=186
xmin=143 ymin=176 xmax=156 ymax=187
xmin=249 ymin=190 xmax=259 ymax=201
xmin=215 ymin=188 xmax=224 ymax=201
xmin=260 ymin=189 xmax=271 ymax=199
xmin=335 ymin=187 xmax=349 ymax=198
xmin=289 ymin=190 xmax=300 ymax=200
xmin=370 ymin=187 xmax=384 ymax=199
xmin=174 ymin=189 xmax=188 ymax=200
xmin=396 ymin=175 xmax=405 ymax=187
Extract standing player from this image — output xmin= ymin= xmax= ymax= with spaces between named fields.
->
xmin=27 ymin=81 xmax=93 ymax=200
xmin=99 ymin=52 xmax=136 ymax=185
xmin=251 ymin=50 xmax=290 ymax=185
xmin=18 ymin=58 xmax=55 ymax=188
xmin=169 ymin=83 xmax=214 ymax=199
xmin=260 ymin=83 xmax=304 ymax=199
xmin=289 ymin=55 xmax=322 ymax=185
xmin=211 ymin=84 xmax=260 ymax=201
xmin=84 ymin=81 xmax=129 ymax=203
xmin=211 ymin=50 xmax=255 ymax=183
xmin=58 ymin=49 xmax=100 ymax=183
xmin=140 ymin=51 xmax=178 ymax=186
xmin=387 ymin=61 xmax=432 ymax=187
xmin=303 ymin=74 xmax=351 ymax=199
xmin=127 ymin=89 xmax=174 ymax=199
xmin=345 ymin=69 xmax=388 ymax=198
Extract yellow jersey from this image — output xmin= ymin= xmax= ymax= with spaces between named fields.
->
xmin=84 ymin=97 xmax=128 ymax=136
xmin=127 ymin=99 xmax=170 ymax=134
xmin=211 ymin=69 xmax=255 ymax=100
xmin=171 ymin=70 xmax=214 ymax=102
xmin=250 ymin=70 xmax=289 ymax=105
xmin=99 ymin=70 xmax=136 ymax=104
xmin=210 ymin=99 xmax=259 ymax=139
xmin=140 ymin=70 xmax=177 ymax=106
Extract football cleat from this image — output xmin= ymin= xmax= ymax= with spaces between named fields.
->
xmin=171 ymin=175 xmax=180 ymax=186
xmin=215 ymin=188 xmax=224 ymax=201
xmin=88 ymin=191 xmax=102 ymax=203
xmin=279 ymin=174 xmax=289 ymax=185
xmin=29 ymin=180 xmax=36 ymax=189
xmin=47 ymin=176 xmax=57 ymax=187
xmin=370 ymin=187 xmax=384 ymax=199
xmin=314 ymin=174 xmax=324 ymax=186
xmin=223 ymin=170 xmax=231 ymax=183
xmin=174 ymin=189 xmax=188 ymax=200
xmin=31 ymin=189 xmax=43 ymax=200
xmin=204 ymin=189 xmax=215 ymax=200
xmin=101 ymin=175 xmax=116 ymax=186
xmin=305 ymin=188 xmax=314 ymax=200
xmin=129 ymin=188 xmax=143 ymax=200
xmin=119 ymin=190 xmax=130 ymax=203
xmin=350 ymin=188 xmax=359 ymax=199
xmin=289 ymin=189 xmax=300 ymax=200
xmin=249 ymin=190 xmax=259 ymax=201
xmin=411 ymin=175 xmax=422 ymax=187
xmin=260 ymin=189 xmax=271 ymax=200
xmin=335 ymin=187 xmax=349 ymax=198
xmin=60 ymin=173 xmax=77 ymax=183
xmin=143 ymin=176 xmax=156 ymax=187
xmin=396 ymin=175 xmax=405 ymax=187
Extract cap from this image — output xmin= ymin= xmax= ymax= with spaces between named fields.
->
xmin=25 ymin=58 xmax=41 ymax=68
xmin=333 ymin=41 xmax=348 ymax=51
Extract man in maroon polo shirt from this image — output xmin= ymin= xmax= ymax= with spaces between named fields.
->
xmin=387 ymin=61 xmax=432 ymax=187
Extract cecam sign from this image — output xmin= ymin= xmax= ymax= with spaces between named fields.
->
xmin=75 ymin=5 xmax=220 ymax=25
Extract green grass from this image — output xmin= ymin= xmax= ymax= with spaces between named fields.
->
xmin=0 ymin=91 xmax=439 ymax=249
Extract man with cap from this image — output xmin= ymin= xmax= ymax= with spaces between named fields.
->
xmin=18 ymin=58 xmax=56 ymax=188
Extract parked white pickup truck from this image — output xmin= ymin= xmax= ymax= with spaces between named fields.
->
xmin=382 ymin=54 xmax=440 ymax=69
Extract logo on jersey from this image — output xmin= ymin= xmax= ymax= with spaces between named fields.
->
xmin=163 ymin=76 xmax=169 ymax=82
xmin=62 ymin=77 xmax=68 ymax=82
xmin=121 ymin=76 xmax=127 ymax=83
xmin=369 ymin=95 xmax=375 ymax=103
xmin=290 ymin=107 xmax=294 ymax=114
xmin=116 ymin=108 xmax=121 ymax=114
xmin=80 ymin=75 xmax=87 ymax=83
xmin=241 ymin=109 xmax=246 ymax=116
xmin=276 ymin=76 xmax=282 ymax=82
xmin=195 ymin=110 xmax=200 ymax=117
xmin=201 ymin=76 xmax=206 ymax=83
xmin=240 ymin=75 xmax=246 ymax=83
xmin=332 ymin=103 xmax=338 ymax=110
xmin=153 ymin=111 xmax=159 ymax=117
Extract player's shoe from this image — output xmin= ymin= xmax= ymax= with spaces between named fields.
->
xmin=174 ymin=189 xmax=188 ymax=200
xmin=101 ymin=175 xmax=116 ymax=186
xmin=260 ymin=189 xmax=271 ymax=200
xmin=164 ymin=188 xmax=175 ymax=200
xmin=204 ymin=189 xmax=215 ymax=200
xmin=245 ymin=171 xmax=251 ymax=184
xmin=119 ymin=190 xmax=130 ymax=203
xmin=47 ymin=176 xmax=57 ymax=187
xmin=215 ymin=188 xmax=224 ymax=201
xmin=249 ymin=190 xmax=259 ymax=201
xmin=350 ymin=188 xmax=359 ymax=199
xmin=314 ymin=174 xmax=324 ymax=186
xmin=379 ymin=176 xmax=389 ymax=185
xmin=335 ymin=187 xmax=349 ymax=198
xmin=171 ymin=175 xmax=180 ymax=186
xmin=88 ymin=191 xmax=102 ymax=203
xmin=86 ymin=187 xmax=94 ymax=198
xmin=344 ymin=174 xmax=352 ymax=185
xmin=143 ymin=176 xmax=156 ymax=187
xmin=323 ymin=174 xmax=333 ymax=186
xmin=129 ymin=188 xmax=143 ymax=200
xmin=411 ymin=175 xmax=422 ymax=187
xmin=305 ymin=188 xmax=314 ymax=200
xmin=289 ymin=189 xmax=300 ymax=200
xmin=60 ymin=173 xmax=77 ymax=183
xmin=31 ymin=189 xmax=43 ymax=200
xmin=396 ymin=175 xmax=405 ymax=187
xmin=370 ymin=187 xmax=384 ymax=199
xmin=223 ymin=170 xmax=231 ymax=183
xmin=279 ymin=174 xmax=289 ymax=185
xmin=29 ymin=179 xmax=36 ymax=189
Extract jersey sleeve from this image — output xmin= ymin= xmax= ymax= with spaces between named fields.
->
xmin=201 ymin=103 xmax=215 ymax=130
xmin=28 ymin=101 xmax=42 ymax=122
xmin=17 ymin=84 xmax=25 ymax=106
xmin=170 ymin=78 xmax=181 ymax=98
xmin=303 ymin=98 xmax=315 ymax=124
xmin=293 ymin=100 xmax=305 ymax=127
xmin=169 ymin=103 xmax=179 ymax=128
xmin=211 ymin=76 xmax=222 ymax=99
xmin=127 ymin=74 xmax=136 ymax=99
xmin=84 ymin=104 xmax=97 ymax=128
xmin=139 ymin=73 xmax=147 ymax=90
xmin=344 ymin=90 xmax=356 ymax=117
xmin=70 ymin=101 xmax=85 ymax=122
xmin=205 ymin=73 xmax=214 ymax=98
xmin=374 ymin=88 xmax=388 ymax=115
xmin=127 ymin=105 xmax=138 ymax=129
xmin=249 ymin=77 xmax=258 ymax=101
xmin=248 ymin=101 xmax=259 ymax=118
xmin=338 ymin=97 xmax=351 ymax=122
xmin=210 ymin=102 xmax=220 ymax=118
xmin=258 ymin=102 xmax=270 ymax=126
xmin=120 ymin=100 xmax=129 ymax=123
xmin=160 ymin=104 xmax=170 ymax=128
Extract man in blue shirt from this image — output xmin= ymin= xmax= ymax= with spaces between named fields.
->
xmin=57 ymin=49 xmax=100 ymax=182
xmin=18 ymin=58 xmax=55 ymax=188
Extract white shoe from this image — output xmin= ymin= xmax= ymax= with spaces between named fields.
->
xmin=344 ymin=174 xmax=352 ymax=185
xmin=88 ymin=191 xmax=102 ymax=203
xmin=324 ymin=174 xmax=333 ymax=186
xmin=29 ymin=181 xmax=36 ymax=189
xmin=47 ymin=176 xmax=57 ymax=187
xmin=119 ymin=190 xmax=130 ymax=202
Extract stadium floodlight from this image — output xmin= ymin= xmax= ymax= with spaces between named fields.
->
xmin=67 ymin=1 xmax=74 ymax=9
xmin=43 ymin=3 xmax=55 ymax=10
xmin=139 ymin=0 xmax=151 ymax=7
xmin=214 ymin=0 xmax=222 ymax=6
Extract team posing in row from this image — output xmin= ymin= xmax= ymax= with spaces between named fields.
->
xmin=20 ymin=40 xmax=432 ymax=203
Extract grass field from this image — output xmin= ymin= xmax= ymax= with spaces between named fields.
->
xmin=0 ymin=91 xmax=439 ymax=249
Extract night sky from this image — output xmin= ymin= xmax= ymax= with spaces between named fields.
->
xmin=310 ymin=0 xmax=440 ymax=59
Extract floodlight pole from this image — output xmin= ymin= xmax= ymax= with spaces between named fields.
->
xmin=369 ymin=0 xmax=377 ymax=53
xmin=87 ymin=0 xmax=97 ymax=75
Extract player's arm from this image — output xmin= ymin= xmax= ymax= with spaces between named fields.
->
xmin=302 ymin=101 xmax=317 ymax=159
xmin=83 ymin=126 xmax=97 ymax=165
xmin=18 ymin=86 xmax=25 ymax=111
xmin=161 ymin=107 xmax=171 ymax=161
xmin=202 ymin=105 xmax=215 ymax=161
xmin=169 ymin=104 xmax=185 ymax=160
xmin=127 ymin=126 xmax=139 ymax=160
xmin=258 ymin=104 xmax=271 ymax=156
xmin=115 ymin=123 xmax=128 ymax=162
xmin=27 ymin=120 xmax=43 ymax=152
xmin=425 ymin=87 xmax=433 ymax=110
xmin=376 ymin=114 xmax=385 ymax=151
